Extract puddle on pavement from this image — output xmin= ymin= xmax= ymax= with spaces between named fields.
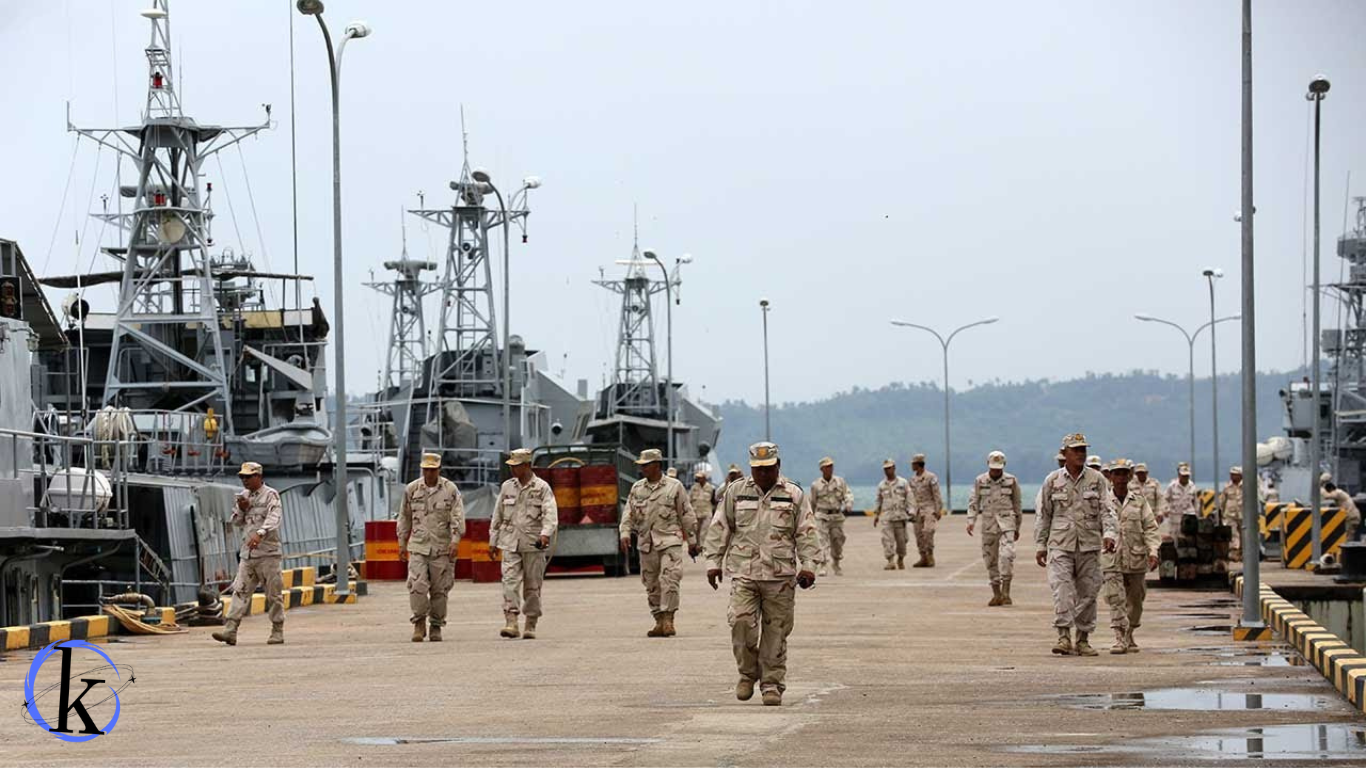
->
xmin=345 ymin=736 xmax=662 ymax=746
xmin=1211 ymin=652 xmax=1309 ymax=667
xmin=1173 ymin=612 xmax=1235 ymax=620
xmin=1008 ymin=723 xmax=1366 ymax=761
xmin=1182 ymin=624 xmax=1235 ymax=635
xmin=1052 ymin=688 xmax=1337 ymax=711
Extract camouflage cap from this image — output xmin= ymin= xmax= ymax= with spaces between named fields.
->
xmin=819 ymin=456 xmax=834 ymax=468
xmin=666 ymin=467 xmax=678 ymax=478
xmin=882 ymin=458 xmax=896 ymax=469
xmin=1086 ymin=455 xmax=1102 ymax=468
xmin=727 ymin=464 xmax=743 ymax=475
xmin=911 ymin=453 xmax=926 ymax=464
xmin=1055 ymin=451 xmax=1065 ymax=462
xmin=505 ymin=448 xmax=533 ymax=466
xmin=1177 ymin=462 xmax=1191 ymax=476
xmin=749 ymin=442 xmax=780 ymax=467
xmin=987 ymin=451 xmax=1006 ymax=469
xmin=420 ymin=452 xmax=442 ymax=469
xmin=1230 ymin=465 xmax=1243 ymax=475
xmin=1110 ymin=458 xmax=1134 ymax=472
xmin=635 ymin=448 xmax=664 ymax=465
xmin=1061 ymin=433 xmax=1088 ymax=449
xmin=237 ymin=461 xmax=263 ymax=477
xmin=1134 ymin=462 xmax=1148 ymax=472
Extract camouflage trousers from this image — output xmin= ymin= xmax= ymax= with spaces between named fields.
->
xmin=980 ymin=529 xmax=1017 ymax=585
xmin=914 ymin=511 xmax=938 ymax=557
xmin=1102 ymin=570 xmax=1146 ymax=631
xmin=226 ymin=554 xmax=284 ymax=625
xmin=728 ymin=578 xmax=796 ymax=694
xmin=501 ymin=549 xmax=547 ymax=618
xmin=1226 ymin=513 xmax=1243 ymax=561
xmin=881 ymin=519 xmax=909 ymax=559
xmin=1045 ymin=548 xmax=1101 ymax=632
xmin=407 ymin=551 xmax=454 ymax=627
xmin=816 ymin=514 xmax=846 ymax=563
xmin=640 ymin=545 xmax=684 ymax=616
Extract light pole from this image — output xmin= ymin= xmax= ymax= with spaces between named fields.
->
xmin=1134 ymin=312 xmax=1240 ymax=482
xmin=471 ymin=169 xmax=512 ymax=452
xmin=298 ymin=0 xmax=370 ymax=596
xmin=888 ymin=317 xmax=999 ymax=511
xmin=644 ymin=250 xmax=692 ymax=467
xmin=1239 ymin=0 xmax=1261 ymax=630
xmin=760 ymin=299 xmax=771 ymax=441
xmin=1203 ymin=268 xmax=1225 ymax=488
xmin=1307 ymin=73 xmax=1330 ymax=561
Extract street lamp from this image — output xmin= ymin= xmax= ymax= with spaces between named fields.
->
xmin=1203 ymin=268 xmax=1225 ymax=488
xmin=1307 ymin=72 xmax=1330 ymax=560
xmin=298 ymin=0 xmax=370 ymax=596
xmin=1134 ymin=312 xmax=1240 ymax=482
xmin=760 ymin=299 xmax=771 ymax=441
xmin=643 ymin=250 xmax=691 ymax=467
xmin=888 ymin=317 xmax=998 ymax=511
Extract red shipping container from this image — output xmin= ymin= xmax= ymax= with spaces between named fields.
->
xmin=549 ymin=465 xmax=582 ymax=526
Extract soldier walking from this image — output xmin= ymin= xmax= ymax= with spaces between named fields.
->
xmin=704 ymin=442 xmax=820 ymax=707
xmin=1164 ymin=462 xmax=1200 ymax=540
xmin=1323 ymin=480 xmax=1362 ymax=543
xmin=1217 ymin=467 xmax=1246 ymax=562
xmin=966 ymin=451 xmax=1022 ymax=607
xmin=492 ymin=449 xmax=558 ymax=639
xmin=690 ymin=467 xmax=716 ymax=550
xmin=809 ymin=457 xmax=853 ymax=576
xmin=874 ymin=459 xmax=912 ymax=569
xmin=398 ymin=453 xmax=465 ymax=642
xmin=714 ymin=464 xmax=744 ymax=506
xmin=1035 ymin=433 xmax=1118 ymax=657
xmin=1132 ymin=463 xmax=1168 ymax=526
xmin=909 ymin=453 xmax=945 ymax=567
xmin=213 ymin=462 xmax=285 ymax=646
xmin=1102 ymin=459 xmax=1160 ymax=654
xmin=620 ymin=449 xmax=699 ymax=638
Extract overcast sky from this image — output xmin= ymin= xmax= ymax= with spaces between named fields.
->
xmin=3 ymin=1 xmax=1364 ymax=405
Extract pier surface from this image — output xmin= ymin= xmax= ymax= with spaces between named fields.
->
xmin=1 ymin=521 xmax=1360 ymax=766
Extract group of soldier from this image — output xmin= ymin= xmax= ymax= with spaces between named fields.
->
xmin=215 ymin=434 xmax=1349 ymax=708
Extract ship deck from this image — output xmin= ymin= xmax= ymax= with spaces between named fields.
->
xmin=1 ymin=521 xmax=1361 ymax=766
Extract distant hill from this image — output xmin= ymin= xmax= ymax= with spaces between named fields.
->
xmin=713 ymin=369 xmax=1305 ymax=485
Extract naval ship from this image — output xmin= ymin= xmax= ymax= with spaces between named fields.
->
xmin=0 ymin=2 xmax=385 ymax=626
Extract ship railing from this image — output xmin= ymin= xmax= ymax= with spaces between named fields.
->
xmin=0 ymin=427 xmax=133 ymax=529
xmin=83 ymin=408 xmax=230 ymax=476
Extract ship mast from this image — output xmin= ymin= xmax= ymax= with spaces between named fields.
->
xmin=73 ymin=0 xmax=269 ymax=431
xmin=364 ymin=210 xmax=437 ymax=392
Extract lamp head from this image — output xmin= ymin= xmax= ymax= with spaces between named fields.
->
xmin=678 ymin=254 xmax=693 ymax=265
xmin=296 ymin=0 xmax=324 ymax=15
xmin=642 ymin=249 xmax=659 ymax=261
xmin=983 ymin=316 xmax=1000 ymax=324
xmin=471 ymin=168 xmax=492 ymax=183
xmin=140 ymin=8 xmax=169 ymax=19
xmin=760 ymin=298 xmax=770 ymax=308
xmin=1309 ymin=74 xmax=1331 ymax=95
xmin=344 ymin=21 xmax=372 ymax=38
xmin=522 ymin=176 xmax=542 ymax=190
xmin=1134 ymin=313 xmax=1155 ymax=322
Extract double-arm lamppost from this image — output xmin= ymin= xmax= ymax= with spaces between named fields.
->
xmin=297 ymin=0 xmax=370 ymax=595
xmin=1134 ymin=312 xmax=1240 ymax=481
xmin=643 ymin=250 xmax=692 ymax=466
xmin=888 ymin=317 xmax=998 ymax=511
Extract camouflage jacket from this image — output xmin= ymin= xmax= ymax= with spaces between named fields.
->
xmin=621 ymin=476 xmax=698 ymax=553
xmin=809 ymin=475 xmax=854 ymax=517
xmin=1035 ymin=467 xmax=1119 ymax=553
xmin=704 ymin=476 xmax=821 ymax=580
xmin=875 ymin=476 xmax=913 ymax=522
xmin=967 ymin=472 xmax=1022 ymax=533
xmin=1102 ymin=489 xmax=1159 ymax=572
xmin=399 ymin=476 xmax=465 ymax=557
xmin=233 ymin=484 xmax=283 ymax=559
xmin=910 ymin=471 xmax=944 ymax=518
xmin=492 ymin=475 xmax=559 ymax=552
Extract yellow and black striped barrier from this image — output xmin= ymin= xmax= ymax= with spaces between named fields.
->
xmin=1261 ymin=502 xmax=1287 ymax=538
xmin=1282 ymin=506 xmax=1347 ymax=569
xmin=1199 ymin=489 xmax=1216 ymax=518
xmin=221 ymin=580 xmax=367 ymax=616
xmin=0 ymin=615 xmax=112 ymax=653
xmin=1235 ymin=576 xmax=1366 ymax=714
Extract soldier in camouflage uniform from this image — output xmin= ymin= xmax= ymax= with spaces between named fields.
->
xmin=1102 ymin=459 xmax=1160 ymax=654
xmin=809 ymin=457 xmax=853 ymax=576
xmin=213 ymin=462 xmax=285 ymax=646
xmin=714 ymin=464 xmax=744 ymax=506
xmin=704 ymin=442 xmax=820 ymax=707
xmin=1164 ymin=462 xmax=1200 ymax=540
xmin=909 ymin=453 xmax=944 ymax=567
xmin=398 ymin=453 xmax=465 ymax=642
xmin=874 ymin=459 xmax=913 ymax=569
xmin=620 ymin=449 xmax=699 ymax=638
xmin=1132 ymin=463 xmax=1168 ymax=526
xmin=1035 ymin=433 xmax=1118 ymax=657
xmin=690 ymin=468 xmax=716 ymax=549
xmin=1217 ymin=466 xmax=1246 ymax=562
xmin=491 ymin=449 xmax=558 ymax=640
xmin=1323 ymin=480 xmax=1361 ymax=543
xmin=967 ymin=451 xmax=1022 ymax=607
